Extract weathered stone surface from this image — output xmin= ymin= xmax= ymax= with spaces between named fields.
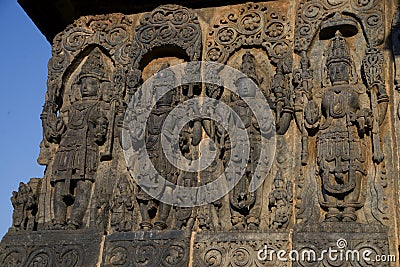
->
xmin=0 ymin=228 xmax=102 ymax=266
xmin=3 ymin=0 xmax=400 ymax=266
xmin=194 ymin=232 xmax=290 ymax=267
xmin=293 ymin=223 xmax=390 ymax=266
xmin=102 ymin=230 xmax=190 ymax=267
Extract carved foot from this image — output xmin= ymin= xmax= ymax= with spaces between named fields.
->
xmin=247 ymin=223 xmax=258 ymax=230
xmin=140 ymin=221 xmax=153 ymax=230
xmin=324 ymin=213 xmax=340 ymax=222
xmin=342 ymin=212 xmax=357 ymax=222
xmin=153 ymin=221 xmax=168 ymax=230
xmin=51 ymin=220 xmax=66 ymax=230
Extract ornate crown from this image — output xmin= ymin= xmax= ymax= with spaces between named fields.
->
xmin=240 ymin=51 xmax=259 ymax=84
xmin=79 ymin=47 xmax=108 ymax=81
xmin=153 ymin=62 xmax=176 ymax=87
xmin=325 ymin=31 xmax=352 ymax=67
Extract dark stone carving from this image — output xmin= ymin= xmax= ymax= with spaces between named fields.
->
xmin=293 ymin=223 xmax=389 ymax=267
xmin=0 ymin=228 xmax=102 ymax=267
xmin=294 ymin=3 xmax=388 ymax=224
xmin=43 ymin=47 xmax=110 ymax=230
xmin=268 ymin=171 xmax=292 ymax=230
xmin=205 ymin=2 xmax=293 ymax=134
xmin=110 ymin=177 xmax=136 ymax=232
xmin=3 ymin=1 xmax=399 ymax=266
xmin=227 ymin=51 xmax=263 ymax=230
xmin=294 ymin=0 xmax=385 ymax=52
xmin=137 ymin=63 xmax=178 ymax=231
xmin=129 ymin=4 xmax=202 ymax=93
xmin=194 ymin=232 xmax=290 ymax=267
xmin=10 ymin=181 xmax=39 ymax=232
xmin=103 ymin=230 xmax=190 ymax=267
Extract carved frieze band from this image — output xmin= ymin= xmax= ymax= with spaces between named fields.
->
xmin=103 ymin=230 xmax=190 ymax=267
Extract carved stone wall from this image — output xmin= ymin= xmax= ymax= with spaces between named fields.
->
xmin=2 ymin=0 xmax=400 ymax=266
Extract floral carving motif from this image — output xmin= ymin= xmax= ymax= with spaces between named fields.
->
xmin=129 ymin=5 xmax=202 ymax=90
xmin=206 ymin=2 xmax=292 ymax=66
xmin=294 ymin=0 xmax=384 ymax=51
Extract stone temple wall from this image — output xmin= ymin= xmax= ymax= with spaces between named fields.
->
xmin=1 ymin=0 xmax=400 ymax=266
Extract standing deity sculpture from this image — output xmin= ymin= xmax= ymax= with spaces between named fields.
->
xmin=304 ymin=32 xmax=374 ymax=222
xmin=42 ymin=48 xmax=109 ymax=229
xmin=228 ymin=51 xmax=263 ymax=230
xmin=137 ymin=63 xmax=178 ymax=230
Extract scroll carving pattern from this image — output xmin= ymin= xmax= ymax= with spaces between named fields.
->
xmin=205 ymin=2 xmax=292 ymax=69
xmin=48 ymin=14 xmax=133 ymax=104
xmin=104 ymin=234 xmax=190 ymax=267
xmin=193 ymin=234 xmax=289 ymax=267
xmin=294 ymin=0 xmax=385 ymax=51
xmin=128 ymin=4 xmax=202 ymax=91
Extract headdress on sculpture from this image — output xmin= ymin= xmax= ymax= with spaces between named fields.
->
xmin=274 ymin=171 xmax=284 ymax=182
xmin=153 ymin=62 xmax=176 ymax=87
xmin=79 ymin=47 xmax=109 ymax=81
xmin=240 ymin=51 xmax=259 ymax=85
xmin=325 ymin=31 xmax=352 ymax=67
xmin=153 ymin=62 xmax=176 ymax=106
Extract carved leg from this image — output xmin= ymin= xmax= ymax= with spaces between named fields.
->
xmin=154 ymin=202 xmax=171 ymax=230
xmin=138 ymin=201 xmax=153 ymax=230
xmin=68 ymin=180 xmax=93 ymax=229
xmin=323 ymin=192 xmax=341 ymax=222
xmin=154 ymin=184 xmax=173 ymax=230
xmin=247 ymin=188 xmax=262 ymax=230
xmin=53 ymin=181 xmax=67 ymax=229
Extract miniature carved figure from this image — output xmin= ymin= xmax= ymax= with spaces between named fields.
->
xmin=110 ymin=178 xmax=135 ymax=232
xmin=268 ymin=172 xmax=292 ymax=229
xmin=11 ymin=182 xmax=37 ymax=231
xmin=43 ymin=48 xmax=109 ymax=229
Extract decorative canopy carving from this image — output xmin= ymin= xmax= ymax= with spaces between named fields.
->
xmin=294 ymin=0 xmax=385 ymax=51
xmin=131 ymin=5 xmax=202 ymax=67
xmin=47 ymin=13 xmax=133 ymax=105
xmin=205 ymin=2 xmax=292 ymax=68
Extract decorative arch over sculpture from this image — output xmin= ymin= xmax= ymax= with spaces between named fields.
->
xmin=46 ymin=13 xmax=133 ymax=107
xmin=293 ymin=0 xmax=389 ymax=226
xmin=294 ymin=0 xmax=385 ymax=52
xmin=205 ymin=2 xmax=292 ymax=69
xmin=205 ymin=2 xmax=293 ymax=134
xmin=128 ymin=4 xmax=202 ymax=90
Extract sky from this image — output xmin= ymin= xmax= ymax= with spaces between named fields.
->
xmin=0 ymin=1 xmax=50 ymax=237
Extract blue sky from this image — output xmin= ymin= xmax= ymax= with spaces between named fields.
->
xmin=0 ymin=1 xmax=50 ymax=237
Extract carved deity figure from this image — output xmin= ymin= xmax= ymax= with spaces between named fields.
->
xmin=305 ymin=32 xmax=372 ymax=222
xmin=137 ymin=63 xmax=177 ymax=230
xmin=110 ymin=178 xmax=135 ymax=232
xmin=268 ymin=172 xmax=292 ymax=229
xmin=228 ymin=51 xmax=263 ymax=230
xmin=11 ymin=182 xmax=37 ymax=231
xmin=44 ymin=48 xmax=109 ymax=229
